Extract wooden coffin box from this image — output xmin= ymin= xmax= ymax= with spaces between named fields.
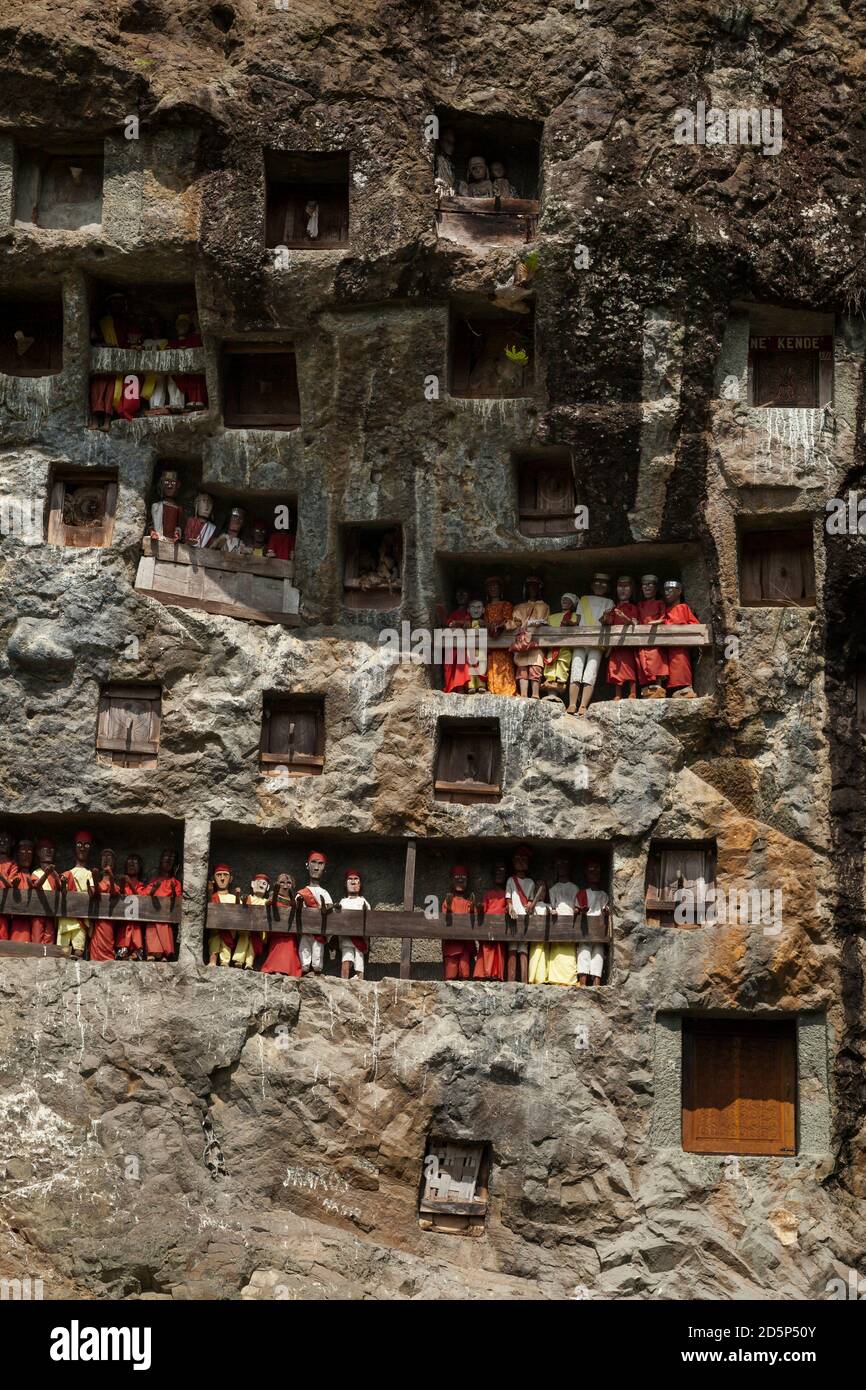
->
xmin=136 ymin=539 xmax=301 ymax=626
xmin=437 ymin=195 xmax=539 ymax=246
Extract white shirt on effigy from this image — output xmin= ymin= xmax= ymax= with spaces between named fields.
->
xmin=535 ymin=880 xmax=579 ymax=915
xmin=339 ymin=895 xmax=370 ymax=912
xmin=582 ymin=888 xmax=609 ymax=921
xmin=506 ymin=875 xmax=535 ymax=916
xmin=304 ymin=883 xmax=333 ymax=908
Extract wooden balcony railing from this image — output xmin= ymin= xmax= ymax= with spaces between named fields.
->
xmin=136 ymin=538 xmax=300 ymax=626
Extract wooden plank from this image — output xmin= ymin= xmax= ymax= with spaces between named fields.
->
xmin=419 ymin=1199 xmax=487 ymax=1216
xmin=484 ymin=623 xmax=710 ymax=651
xmin=434 ymin=780 xmax=500 ymax=796
xmin=205 ymin=901 xmax=609 ymax=942
xmin=141 ymin=538 xmax=295 ymax=581
xmin=0 ymin=940 xmax=71 ymax=958
xmin=102 ymin=683 xmax=161 ymax=701
xmin=0 ymin=891 xmax=182 ymax=923
xmin=95 ymin=736 xmax=159 ymax=755
xmin=134 ymin=584 xmax=301 ymax=627
xmin=401 ymin=839 xmax=416 ymax=978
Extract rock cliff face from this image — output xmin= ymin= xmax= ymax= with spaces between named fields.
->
xmin=0 ymin=0 xmax=864 ymax=1299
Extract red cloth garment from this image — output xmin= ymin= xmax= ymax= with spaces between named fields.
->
xmin=442 ymin=891 xmax=475 ymax=974
xmin=635 ymin=598 xmax=669 ymax=685
xmin=664 ymin=601 xmax=700 ymax=688
xmin=443 ymin=607 xmax=472 ymax=693
xmin=261 ymin=933 xmax=302 ymax=976
xmin=90 ymin=872 xmax=118 ymax=961
xmin=297 ymin=885 xmax=327 ymax=943
xmin=117 ymin=375 xmax=141 ymax=420
xmin=605 ymin=601 xmax=640 ymax=685
xmin=266 ymin=531 xmax=295 ymax=560
xmin=155 ymin=501 xmax=184 ymax=540
xmin=8 ymin=867 xmax=35 ymax=942
xmin=117 ymin=877 xmax=145 ymax=953
xmin=173 ymin=374 xmax=208 ymax=405
xmin=90 ymin=375 xmax=116 ymax=415
xmin=473 ymin=889 xmax=507 ymax=980
xmin=145 ymin=875 xmax=181 ymax=958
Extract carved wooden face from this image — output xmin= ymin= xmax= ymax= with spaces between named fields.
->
xmin=160 ymin=473 xmax=180 ymax=499
xmin=490 ymin=162 xmax=506 ymax=180
xmin=467 ymin=156 xmax=489 ymax=182
xmin=451 ymin=869 xmax=468 ymax=892
xmin=275 ymin=873 xmax=294 ymax=896
xmin=195 ymin=493 xmax=214 ymax=519
xmin=665 ymin=583 xmax=682 ymax=605
xmin=584 ymin=858 xmax=603 ymax=887
xmin=346 ymin=874 xmax=361 ymax=895
xmin=16 ymin=841 xmax=34 ymax=870
xmin=641 ymin=578 xmax=657 ymax=599
xmin=485 ymin=580 xmax=502 ymax=602
xmin=616 ymin=579 xmax=633 ymax=602
xmin=591 ymin=577 xmax=609 ymax=596
xmin=74 ymin=837 xmax=91 ymax=863
xmin=38 ymin=843 xmax=55 ymax=869
xmin=525 ymin=580 xmax=542 ymax=601
xmin=308 ymin=856 xmax=326 ymax=881
xmin=513 ymin=848 xmax=530 ymax=875
xmin=214 ymin=869 xmax=231 ymax=891
xmin=493 ymin=861 xmax=508 ymax=885
xmin=159 ymin=849 xmax=174 ymax=874
xmin=251 ymin=876 xmax=269 ymax=896
xmin=101 ymin=849 xmax=116 ymax=871
xmin=455 ymin=589 xmax=469 ymax=608
xmin=0 ymin=830 xmax=11 ymax=858
xmin=554 ymin=857 xmax=570 ymax=882
xmin=125 ymin=855 xmax=143 ymax=879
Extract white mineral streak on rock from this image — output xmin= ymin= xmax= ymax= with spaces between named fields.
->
xmin=757 ymin=406 xmax=831 ymax=477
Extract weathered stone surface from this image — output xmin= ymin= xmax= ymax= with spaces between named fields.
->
xmin=0 ymin=0 xmax=863 ymax=1302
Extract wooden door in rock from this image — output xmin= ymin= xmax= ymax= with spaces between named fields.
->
xmin=739 ymin=529 xmax=815 ymax=606
xmin=96 ymin=685 xmax=162 ymax=769
xmin=682 ymin=1019 xmax=796 ymax=1155
xmin=259 ymin=698 xmax=324 ymax=775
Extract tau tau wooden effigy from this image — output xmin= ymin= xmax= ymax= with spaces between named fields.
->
xmin=135 ymin=538 xmax=301 ymax=626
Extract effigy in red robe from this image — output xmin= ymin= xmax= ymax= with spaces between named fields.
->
xmin=8 ymin=865 xmax=36 ymax=943
xmin=266 ymin=530 xmax=295 ymax=560
xmin=663 ymin=599 xmax=701 ymax=690
xmin=636 ymin=597 xmax=669 ymax=687
xmin=31 ymin=853 xmax=61 ymax=944
xmin=145 ymin=874 xmax=181 ymax=959
xmin=90 ymin=872 xmax=119 ymax=961
xmin=442 ymin=871 xmax=475 ymax=980
xmin=443 ymin=606 xmax=472 ymax=693
xmin=605 ymin=600 xmax=640 ymax=686
xmin=473 ymin=887 xmax=507 ymax=980
xmin=117 ymin=875 xmax=145 ymax=956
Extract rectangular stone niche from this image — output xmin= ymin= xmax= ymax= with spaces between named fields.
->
xmin=96 ymin=684 xmax=162 ymax=769
xmin=738 ymin=524 xmax=816 ymax=606
xmin=259 ymin=695 xmax=325 ymax=775
xmin=435 ymin=109 xmax=541 ymax=248
xmin=652 ymin=1012 xmax=830 ymax=1159
xmin=516 ymin=449 xmax=576 ymax=536
xmin=747 ymin=305 xmax=834 ymax=409
xmin=436 ymin=545 xmax=714 ymax=701
xmin=14 ymin=140 xmax=104 ymax=230
xmin=45 ymin=468 xmax=117 ymax=549
xmin=449 ymin=305 xmax=534 ymax=399
xmin=0 ymin=295 xmax=63 ymax=377
xmin=265 ymin=150 xmax=350 ymax=250
xmin=645 ymin=840 xmax=716 ymax=928
xmin=434 ymin=718 xmax=502 ymax=804
xmin=0 ymin=813 xmax=184 ymax=962
xmin=222 ymin=344 xmax=300 ymax=428
xmin=204 ymin=828 xmax=613 ymax=981
xmin=418 ymin=1138 xmax=490 ymax=1236
xmin=343 ymin=524 xmax=403 ymax=611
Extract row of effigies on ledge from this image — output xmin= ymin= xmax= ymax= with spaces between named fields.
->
xmin=442 ymin=572 xmax=704 ymax=714
xmin=144 ymin=468 xmax=295 ymax=558
xmin=89 ymin=294 xmax=207 ymax=429
xmin=0 ymin=827 xmax=181 ymax=961
xmin=206 ymin=846 xmax=611 ymax=988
